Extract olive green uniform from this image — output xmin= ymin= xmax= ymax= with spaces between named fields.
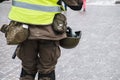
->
xmin=17 ymin=24 xmax=66 ymax=80
xmin=0 ymin=0 xmax=83 ymax=79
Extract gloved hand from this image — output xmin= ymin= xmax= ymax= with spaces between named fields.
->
xmin=0 ymin=0 xmax=9 ymax=3
xmin=0 ymin=0 xmax=4 ymax=3
xmin=62 ymin=0 xmax=83 ymax=10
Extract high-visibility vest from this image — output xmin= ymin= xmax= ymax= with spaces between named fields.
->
xmin=8 ymin=0 xmax=62 ymax=25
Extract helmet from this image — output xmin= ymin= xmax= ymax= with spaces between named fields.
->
xmin=60 ymin=27 xmax=82 ymax=49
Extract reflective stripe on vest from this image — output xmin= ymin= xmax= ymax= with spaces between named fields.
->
xmin=12 ymin=1 xmax=62 ymax=12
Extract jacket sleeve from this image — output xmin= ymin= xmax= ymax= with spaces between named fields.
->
xmin=62 ymin=0 xmax=83 ymax=11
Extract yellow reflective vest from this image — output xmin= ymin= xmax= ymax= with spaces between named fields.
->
xmin=8 ymin=0 xmax=62 ymax=25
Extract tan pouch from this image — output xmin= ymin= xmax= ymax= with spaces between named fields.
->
xmin=52 ymin=13 xmax=67 ymax=34
xmin=4 ymin=21 xmax=29 ymax=45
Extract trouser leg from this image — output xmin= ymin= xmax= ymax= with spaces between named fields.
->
xmin=16 ymin=39 xmax=61 ymax=80
xmin=16 ymin=40 xmax=38 ymax=80
xmin=37 ymin=40 xmax=61 ymax=80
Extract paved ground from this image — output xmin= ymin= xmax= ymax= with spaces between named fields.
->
xmin=0 ymin=1 xmax=120 ymax=80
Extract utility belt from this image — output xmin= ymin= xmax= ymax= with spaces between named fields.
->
xmin=0 ymin=13 xmax=67 ymax=45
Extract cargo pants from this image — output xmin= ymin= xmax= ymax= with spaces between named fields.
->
xmin=16 ymin=39 xmax=61 ymax=80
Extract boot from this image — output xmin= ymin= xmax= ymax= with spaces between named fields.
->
xmin=20 ymin=68 xmax=36 ymax=80
xmin=38 ymin=70 xmax=55 ymax=80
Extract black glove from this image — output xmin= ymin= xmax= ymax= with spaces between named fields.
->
xmin=67 ymin=2 xmax=83 ymax=10
xmin=62 ymin=0 xmax=83 ymax=11
xmin=0 ymin=0 xmax=9 ymax=3
xmin=0 ymin=0 xmax=5 ymax=3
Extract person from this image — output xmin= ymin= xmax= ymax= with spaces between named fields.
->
xmin=0 ymin=0 xmax=83 ymax=80
xmin=82 ymin=0 xmax=86 ymax=11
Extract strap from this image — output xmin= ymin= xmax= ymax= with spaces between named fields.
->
xmin=12 ymin=0 xmax=62 ymax=12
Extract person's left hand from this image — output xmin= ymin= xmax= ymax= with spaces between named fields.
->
xmin=62 ymin=0 xmax=83 ymax=10
xmin=0 ymin=0 xmax=10 ymax=3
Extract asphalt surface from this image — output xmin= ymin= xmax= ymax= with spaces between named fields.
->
xmin=0 ymin=1 xmax=120 ymax=80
